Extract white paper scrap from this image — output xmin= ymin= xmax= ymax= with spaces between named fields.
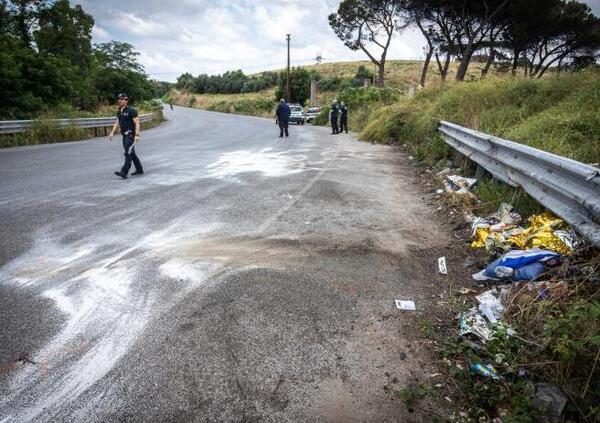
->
xmin=395 ymin=300 xmax=416 ymax=311
xmin=438 ymin=256 xmax=448 ymax=275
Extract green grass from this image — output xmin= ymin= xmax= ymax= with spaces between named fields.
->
xmin=166 ymin=88 xmax=277 ymax=118
xmin=360 ymin=71 xmax=600 ymax=165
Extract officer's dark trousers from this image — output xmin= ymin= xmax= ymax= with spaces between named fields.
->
xmin=340 ymin=117 xmax=348 ymax=133
xmin=121 ymin=134 xmax=143 ymax=174
xmin=279 ymin=121 xmax=289 ymax=137
xmin=331 ymin=118 xmax=339 ymax=134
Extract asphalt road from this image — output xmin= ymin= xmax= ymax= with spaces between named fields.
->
xmin=0 ymin=106 xmax=449 ymax=422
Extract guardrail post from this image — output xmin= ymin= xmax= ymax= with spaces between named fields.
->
xmin=475 ymin=164 xmax=487 ymax=181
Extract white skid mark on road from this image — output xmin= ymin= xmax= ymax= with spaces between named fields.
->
xmin=0 ymin=219 xmax=221 ymax=421
xmin=206 ymin=148 xmax=307 ymax=180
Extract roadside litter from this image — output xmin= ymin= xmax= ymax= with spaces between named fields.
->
xmin=459 ymin=307 xmax=494 ymax=342
xmin=444 ymin=175 xmax=478 ymax=194
xmin=438 ymin=256 xmax=448 ymax=275
xmin=509 ymin=212 xmax=575 ymax=255
xmin=472 ymin=248 xmax=561 ymax=282
xmin=533 ymin=383 xmax=568 ymax=423
xmin=476 ymin=286 xmax=509 ymax=323
xmin=470 ymin=206 xmax=575 ymax=256
xmin=436 ymin=169 xmax=479 ymax=199
xmin=470 ymin=362 xmax=500 ymax=380
xmin=395 ymin=300 xmax=416 ymax=311
xmin=470 ymin=203 xmax=523 ymax=254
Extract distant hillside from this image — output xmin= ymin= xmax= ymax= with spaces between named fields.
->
xmin=167 ymin=59 xmax=499 ymax=115
xmin=296 ymin=60 xmax=491 ymax=89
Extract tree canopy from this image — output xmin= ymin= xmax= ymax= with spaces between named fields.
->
xmin=0 ymin=0 xmax=155 ymax=119
xmin=329 ymin=0 xmax=407 ymax=86
xmin=175 ymin=70 xmax=278 ymax=95
xmin=330 ymin=0 xmax=600 ymax=86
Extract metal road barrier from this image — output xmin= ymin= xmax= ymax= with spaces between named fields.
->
xmin=438 ymin=121 xmax=600 ymax=247
xmin=0 ymin=113 xmax=156 ymax=135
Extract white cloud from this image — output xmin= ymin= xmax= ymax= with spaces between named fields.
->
xmin=91 ymin=24 xmax=110 ymax=40
xmin=113 ymin=12 xmax=170 ymax=36
xmin=84 ymin=0 xmax=426 ymax=81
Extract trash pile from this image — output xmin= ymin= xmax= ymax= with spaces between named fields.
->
xmin=468 ymin=205 xmax=575 ymax=257
xmin=458 ymin=203 xmax=578 ymax=346
xmin=436 ymin=168 xmax=478 ymax=201
xmin=450 ymin=202 xmax=581 ymax=419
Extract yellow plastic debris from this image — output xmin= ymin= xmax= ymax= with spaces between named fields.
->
xmin=508 ymin=212 xmax=572 ymax=255
xmin=471 ymin=228 xmax=490 ymax=249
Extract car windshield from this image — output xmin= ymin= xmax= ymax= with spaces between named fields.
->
xmin=290 ymin=107 xmax=303 ymax=112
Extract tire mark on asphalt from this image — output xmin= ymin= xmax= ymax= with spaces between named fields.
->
xmin=254 ymin=135 xmax=344 ymax=235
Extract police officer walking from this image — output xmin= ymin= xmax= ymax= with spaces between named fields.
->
xmin=275 ymin=98 xmax=291 ymax=138
xmin=330 ymin=101 xmax=339 ymax=135
xmin=339 ymin=101 xmax=349 ymax=134
xmin=109 ymin=93 xmax=143 ymax=179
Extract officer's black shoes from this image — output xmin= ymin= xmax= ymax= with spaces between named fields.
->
xmin=114 ymin=171 xmax=127 ymax=179
xmin=131 ymin=170 xmax=144 ymax=176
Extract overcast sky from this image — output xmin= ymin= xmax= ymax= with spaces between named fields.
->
xmin=78 ymin=0 xmax=600 ymax=82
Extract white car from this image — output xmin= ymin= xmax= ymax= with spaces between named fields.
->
xmin=305 ymin=107 xmax=321 ymax=122
xmin=289 ymin=105 xmax=306 ymax=125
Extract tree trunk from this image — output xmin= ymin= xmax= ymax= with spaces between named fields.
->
xmin=435 ymin=52 xmax=445 ymax=81
xmin=511 ymin=50 xmax=520 ymax=76
xmin=481 ymin=48 xmax=496 ymax=79
xmin=443 ymin=54 xmax=451 ymax=82
xmin=377 ymin=63 xmax=385 ymax=87
xmin=420 ymin=48 xmax=433 ymax=88
xmin=455 ymin=41 xmax=475 ymax=81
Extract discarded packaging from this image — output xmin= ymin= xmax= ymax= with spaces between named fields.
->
xmin=489 ymin=202 xmax=522 ymax=227
xmin=447 ymin=175 xmax=478 ymax=190
xmin=508 ymin=212 xmax=573 ymax=255
xmin=395 ymin=300 xmax=416 ymax=311
xmin=438 ymin=256 xmax=448 ymax=275
xmin=470 ymin=362 xmax=500 ymax=380
xmin=470 ymin=203 xmax=524 ymax=253
xmin=532 ymin=383 xmax=568 ymax=423
xmin=472 ymin=248 xmax=560 ymax=282
xmin=460 ymin=307 xmax=494 ymax=342
xmin=476 ymin=287 xmax=509 ymax=323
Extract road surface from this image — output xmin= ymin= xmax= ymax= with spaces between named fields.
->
xmin=0 ymin=106 xmax=449 ymax=422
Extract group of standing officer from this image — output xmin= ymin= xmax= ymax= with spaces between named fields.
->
xmin=330 ymin=100 xmax=348 ymax=135
xmin=108 ymin=93 xmax=351 ymax=180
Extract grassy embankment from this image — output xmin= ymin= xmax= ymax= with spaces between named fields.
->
xmin=0 ymin=100 xmax=165 ymax=148
xmin=165 ymin=59 xmax=493 ymax=118
xmin=351 ymin=71 xmax=600 ymax=421
xmin=166 ymin=89 xmax=277 ymax=118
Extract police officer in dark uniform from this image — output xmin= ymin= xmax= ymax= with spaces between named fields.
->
xmin=330 ymin=101 xmax=339 ymax=135
xmin=109 ymin=93 xmax=143 ymax=179
xmin=340 ymin=101 xmax=349 ymax=134
xmin=275 ymin=98 xmax=291 ymax=138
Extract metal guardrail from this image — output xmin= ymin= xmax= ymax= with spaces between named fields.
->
xmin=438 ymin=121 xmax=600 ymax=247
xmin=0 ymin=113 xmax=156 ymax=135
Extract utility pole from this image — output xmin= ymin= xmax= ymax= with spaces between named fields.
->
xmin=286 ymin=34 xmax=291 ymax=102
